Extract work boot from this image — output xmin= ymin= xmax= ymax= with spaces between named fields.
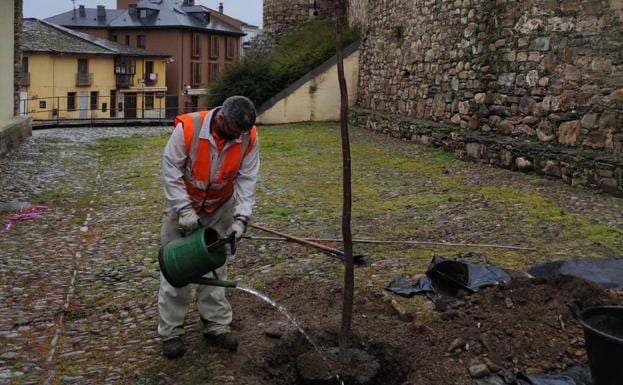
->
xmin=162 ymin=337 xmax=186 ymax=359
xmin=203 ymin=332 xmax=238 ymax=352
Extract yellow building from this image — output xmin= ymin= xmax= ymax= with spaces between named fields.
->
xmin=20 ymin=19 xmax=170 ymax=121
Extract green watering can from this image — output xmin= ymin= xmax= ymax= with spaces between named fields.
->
xmin=158 ymin=227 xmax=238 ymax=288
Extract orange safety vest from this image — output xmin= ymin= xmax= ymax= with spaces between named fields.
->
xmin=174 ymin=110 xmax=257 ymax=214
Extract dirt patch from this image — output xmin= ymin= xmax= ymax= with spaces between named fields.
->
xmin=223 ymin=275 xmax=622 ymax=385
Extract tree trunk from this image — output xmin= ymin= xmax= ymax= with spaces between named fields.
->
xmin=335 ymin=0 xmax=354 ymax=364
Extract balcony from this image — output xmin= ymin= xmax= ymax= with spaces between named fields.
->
xmin=116 ymin=74 xmax=133 ymax=89
xmin=19 ymin=72 xmax=30 ymax=86
xmin=75 ymin=72 xmax=93 ymax=87
xmin=144 ymin=72 xmax=158 ymax=85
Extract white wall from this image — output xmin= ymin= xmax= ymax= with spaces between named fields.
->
xmin=258 ymin=49 xmax=360 ymax=124
xmin=0 ymin=0 xmax=15 ymax=122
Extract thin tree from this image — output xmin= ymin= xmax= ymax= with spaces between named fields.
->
xmin=334 ymin=0 xmax=354 ymax=364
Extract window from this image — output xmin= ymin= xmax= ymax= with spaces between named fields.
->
xmin=191 ymin=62 xmax=201 ymax=86
xmin=115 ymin=57 xmax=136 ymax=74
xmin=192 ymin=33 xmax=201 ymax=57
xmin=139 ymin=9 xmax=147 ymax=18
xmin=90 ymin=91 xmax=99 ymax=110
xmin=39 ymin=100 xmax=46 ymax=109
xmin=137 ymin=35 xmax=146 ymax=49
xmin=77 ymin=58 xmax=88 ymax=74
xmin=67 ymin=92 xmax=76 ymax=111
xmin=210 ymin=35 xmax=220 ymax=58
xmin=145 ymin=60 xmax=154 ymax=75
xmin=125 ymin=35 xmax=130 ymax=45
xmin=111 ymin=35 xmax=118 ymax=42
xmin=226 ymin=37 xmax=236 ymax=59
xmin=209 ymin=62 xmax=220 ymax=82
xmin=145 ymin=92 xmax=154 ymax=110
xmin=21 ymin=57 xmax=28 ymax=73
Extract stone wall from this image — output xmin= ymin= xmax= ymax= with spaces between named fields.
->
xmin=353 ymin=0 xmax=623 ymax=195
xmin=263 ymin=0 xmax=333 ymax=37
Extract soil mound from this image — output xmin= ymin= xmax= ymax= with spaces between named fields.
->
xmin=228 ymin=275 xmax=622 ymax=385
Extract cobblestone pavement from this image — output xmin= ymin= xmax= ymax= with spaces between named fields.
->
xmin=0 ymin=127 xmax=171 ymax=385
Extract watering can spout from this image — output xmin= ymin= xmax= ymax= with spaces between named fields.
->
xmin=159 ymin=227 xmax=238 ymax=288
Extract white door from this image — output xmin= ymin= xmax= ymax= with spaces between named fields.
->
xmin=19 ymin=92 xmax=28 ymax=116
xmin=79 ymin=92 xmax=89 ymax=119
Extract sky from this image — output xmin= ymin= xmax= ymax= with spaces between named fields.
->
xmin=23 ymin=0 xmax=264 ymax=27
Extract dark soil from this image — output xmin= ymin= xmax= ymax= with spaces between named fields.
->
xmin=222 ymin=275 xmax=622 ymax=385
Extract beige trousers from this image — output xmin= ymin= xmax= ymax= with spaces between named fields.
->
xmin=157 ymin=200 xmax=234 ymax=340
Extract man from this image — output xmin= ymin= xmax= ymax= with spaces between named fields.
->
xmin=158 ymin=96 xmax=259 ymax=358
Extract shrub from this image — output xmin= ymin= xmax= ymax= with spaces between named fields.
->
xmin=206 ymin=20 xmax=359 ymax=109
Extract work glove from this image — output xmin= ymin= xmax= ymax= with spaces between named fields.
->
xmin=228 ymin=217 xmax=247 ymax=241
xmin=178 ymin=207 xmax=200 ymax=234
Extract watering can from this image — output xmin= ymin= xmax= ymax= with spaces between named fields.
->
xmin=158 ymin=227 xmax=238 ymax=288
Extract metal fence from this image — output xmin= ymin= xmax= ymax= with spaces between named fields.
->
xmin=18 ymin=94 xmax=210 ymax=125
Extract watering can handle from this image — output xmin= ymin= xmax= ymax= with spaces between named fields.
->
xmin=206 ymin=232 xmax=237 ymax=256
xmin=566 ymin=301 xmax=583 ymax=321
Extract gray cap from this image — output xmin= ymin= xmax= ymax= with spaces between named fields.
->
xmin=221 ymin=96 xmax=256 ymax=131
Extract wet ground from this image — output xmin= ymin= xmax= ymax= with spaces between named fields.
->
xmin=0 ymin=124 xmax=622 ymax=385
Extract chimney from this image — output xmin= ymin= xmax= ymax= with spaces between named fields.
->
xmin=97 ymin=5 xmax=106 ymax=21
xmin=128 ymin=3 xmax=137 ymax=15
xmin=116 ymin=0 xmax=137 ymax=10
xmin=218 ymin=2 xmax=223 ymax=13
xmin=183 ymin=0 xmax=195 ymax=5
xmin=78 ymin=5 xmax=86 ymax=17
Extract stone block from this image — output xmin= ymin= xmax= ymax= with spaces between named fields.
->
xmin=598 ymin=177 xmax=619 ymax=195
xmin=599 ymin=112 xmax=618 ymax=130
xmin=583 ymin=129 xmax=613 ymax=149
xmin=469 ymin=116 xmax=479 ymax=130
xmin=498 ymin=149 xmax=513 ymax=167
xmin=564 ymin=65 xmax=582 ymax=82
xmin=581 ymin=113 xmax=599 ymax=129
xmin=515 ymin=157 xmax=533 ymax=170
xmin=498 ymin=73 xmax=517 ymax=87
xmin=605 ymin=88 xmax=623 ymax=103
xmin=458 ymin=101 xmax=470 ymax=114
xmin=558 ymin=120 xmax=582 ymax=146
xmin=524 ymin=70 xmax=539 ymax=87
xmin=499 ymin=120 xmax=515 ymax=134
xmin=466 ymin=142 xmax=485 ymax=159
xmin=530 ymin=36 xmax=550 ymax=51
xmin=542 ymin=161 xmax=562 ymax=177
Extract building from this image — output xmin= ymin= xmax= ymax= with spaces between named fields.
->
xmin=0 ymin=0 xmax=31 ymax=157
xmin=241 ymin=23 xmax=260 ymax=56
xmin=20 ymin=19 xmax=169 ymax=121
xmin=46 ymin=0 xmax=246 ymax=115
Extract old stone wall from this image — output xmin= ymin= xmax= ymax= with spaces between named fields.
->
xmin=354 ymin=0 xmax=623 ymax=195
xmin=263 ymin=0 xmax=333 ymax=37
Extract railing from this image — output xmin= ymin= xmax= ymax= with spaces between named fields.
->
xmin=17 ymin=93 xmax=218 ymax=125
xmin=75 ymin=72 xmax=93 ymax=86
xmin=19 ymin=72 xmax=30 ymax=86
xmin=116 ymin=74 xmax=133 ymax=88
xmin=144 ymin=73 xmax=158 ymax=85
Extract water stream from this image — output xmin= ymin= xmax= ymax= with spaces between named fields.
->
xmin=235 ymin=284 xmax=344 ymax=385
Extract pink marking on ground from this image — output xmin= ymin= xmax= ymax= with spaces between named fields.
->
xmin=2 ymin=205 xmax=51 ymax=232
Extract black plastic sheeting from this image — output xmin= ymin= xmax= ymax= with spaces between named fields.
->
xmin=475 ymin=366 xmax=592 ymax=385
xmin=386 ymin=257 xmax=623 ymax=298
xmin=526 ymin=259 xmax=623 ymax=289
xmin=386 ymin=256 xmax=512 ymax=298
